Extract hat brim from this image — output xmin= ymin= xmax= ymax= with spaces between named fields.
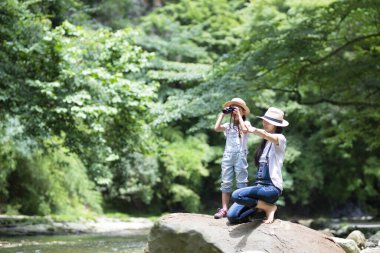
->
xmin=256 ymin=116 xmax=289 ymax=127
xmin=224 ymin=101 xmax=250 ymax=115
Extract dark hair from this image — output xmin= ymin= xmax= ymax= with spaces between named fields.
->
xmin=254 ymin=126 xmax=283 ymax=167
xmin=229 ymin=114 xmax=246 ymax=138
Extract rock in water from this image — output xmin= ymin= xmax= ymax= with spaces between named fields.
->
xmin=346 ymin=230 xmax=366 ymax=249
xmin=147 ymin=213 xmax=345 ymax=253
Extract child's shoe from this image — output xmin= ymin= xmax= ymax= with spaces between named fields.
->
xmin=214 ymin=208 xmax=227 ymax=219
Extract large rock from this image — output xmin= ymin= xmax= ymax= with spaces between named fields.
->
xmin=147 ymin=213 xmax=345 ymax=253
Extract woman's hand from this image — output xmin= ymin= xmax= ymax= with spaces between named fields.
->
xmin=247 ymin=126 xmax=256 ymax=133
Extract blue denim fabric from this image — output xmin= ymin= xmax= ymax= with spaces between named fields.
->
xmin=227 ymin=202 xmax=256 ymax=224
xmin=231 ymin=184 xmax=281 ymax=206
xmin=220 ymin=150 xmax=248 ymax=193
xmin=227 ymin=158 xmax=281 ymax=224
xmin=255 ymin=162 xmax=273 ymax=186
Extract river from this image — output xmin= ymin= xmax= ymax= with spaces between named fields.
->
xmin=0 ymin=233 xmax=148 ymax=253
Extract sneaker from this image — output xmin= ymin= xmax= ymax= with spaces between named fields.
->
xmin=214 ymin=208 xmax=227 ymax=219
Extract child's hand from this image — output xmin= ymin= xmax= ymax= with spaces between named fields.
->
xmin=232 ymin=107 xmax=241 ymax=116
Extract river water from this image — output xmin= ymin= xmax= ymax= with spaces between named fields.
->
xmin=0 ymin=233 xmax=148 ymax=253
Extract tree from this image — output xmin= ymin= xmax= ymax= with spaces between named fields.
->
xmin=0 ymin=0 xmax=160 ymax=214
xmin=179 ymin=0 xmax=380 ymax=214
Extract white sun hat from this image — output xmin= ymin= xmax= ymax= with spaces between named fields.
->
xmin=256 ymin=107 xmax=289 ymax=127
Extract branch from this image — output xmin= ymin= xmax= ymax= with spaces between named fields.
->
xmin=298 ymin=98 xmax=379 ymax=108
xmin=299 ymin=33 xmax=380 ymax=76
xmin=243 ymin=85 xmax=379 ymax=108
xmin=364 ymin=86 xmax=380 ymax=99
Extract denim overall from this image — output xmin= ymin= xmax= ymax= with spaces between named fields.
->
xmin=255 ymin=144 xmax=273 ymax=186
xmin=227 ymin=143 xmax=281 ymax=224
xmin=220 ymin=124 xmax=249 ymax=192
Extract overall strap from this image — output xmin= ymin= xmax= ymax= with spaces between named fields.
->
xmin=265 ymin=142 xmax=272 ymax=164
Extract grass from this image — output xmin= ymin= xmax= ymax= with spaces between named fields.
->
xmin=103 ymin=210 xmax=161 ymax=222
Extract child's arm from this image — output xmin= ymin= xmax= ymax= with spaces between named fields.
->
xmin=234 ymin=109 xmax=248 ymax=132
xmin=247 ymin=126 xmax=279 ymax=145
xmin=214 ymin=113 xmax=226 ymax=132
xmin=243 ymin=121 xmax=252 ymax=133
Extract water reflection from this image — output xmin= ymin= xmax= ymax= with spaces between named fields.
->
xmin=0 ymin=233 xmax=148 ymax=253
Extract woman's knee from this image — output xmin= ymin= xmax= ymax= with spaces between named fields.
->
xmin=227 ymin=214 xmax=241 ymax=224
xmin=231 ymin=189 xmax=241 ymax=201
xmin=258 ymin=186 xmax=281 ymax=204
xmin=226 ymin=203 xmax=242 ymax=224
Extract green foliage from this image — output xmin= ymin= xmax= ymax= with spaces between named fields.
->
xmin=1 ymin=0 xmax=157 ymax=153
xmin=0 ymin=116 xmax=35 ymax=203
xmin=169 ymin=184 xmax=200 ymax=213
xmin=161 ymin=133 xmax=210 ymax=181
xmin=1 ymin=0 xmax=379 ymax=218
xmin=47 ymin=21 xmax=158 ymax=157
xmin=20 ymin=0 xmax=80 ymax=27
xmin=158 ymin=133 xmax=214 ymax=212
xmin=147 ymin=59 xmax=211 ymax=85
xmin=5 ymin=144 xmax=101 ymax=215
xmin=80 ymin=0 xmax=146 ymax=29
xmin=137 ymin=0 xmax=249 ymax=62
xmin=180 ymin=0 xmax=380 ymax=212
xmin=109 ymin=152 xmax=159 ymax=206
xmin=1 ymin=0 xmax=160 ymax=214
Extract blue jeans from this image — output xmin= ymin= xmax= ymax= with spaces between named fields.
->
xmin=232 ymin=184 xmax=281 ymax=206
xmin=227 ymin=185 xmax=281 ymax=224
xmin=227 ymin=158 xmax=281 ymax=224
xmin=227 ymin=202 xmax=256 ymax=224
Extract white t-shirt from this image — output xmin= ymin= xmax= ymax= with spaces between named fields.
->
xmin=222 ymin=121 xmax=251 ymax=152
xmin=259 ymin=134 xmax=286 ymax=191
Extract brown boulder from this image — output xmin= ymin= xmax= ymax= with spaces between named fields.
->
xmin=148 ymin=213 xmax=345 ymax=253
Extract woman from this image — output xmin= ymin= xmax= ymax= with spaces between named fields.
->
xmin=227 ymin=107 xmax=289 ymax=224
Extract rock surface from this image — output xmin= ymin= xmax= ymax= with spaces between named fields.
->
xmin=148 ymin=213 xmax=345 ymax=253
xmin=360 ymin=249 xmax=380 ymax=253
xmin=368 ymin=231 xmax=380 ymax=246
xmin=332 ymin=237 xmax=361 ymax=253
xmin=347 ymin=230 xmax=366 ymax=249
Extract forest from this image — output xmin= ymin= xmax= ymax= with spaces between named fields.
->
xmin=0 ymin=0 xmax=379 ymax=219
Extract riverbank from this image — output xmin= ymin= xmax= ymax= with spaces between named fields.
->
xmin=1 ymin=214 xmax=380 ymax=238
xmin=0 ymin=214 xmax=154 ymax=236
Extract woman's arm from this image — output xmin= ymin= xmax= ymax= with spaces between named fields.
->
xmin=214 ymin=113 xmax=226 ymax=132
xmin=248 ymin=126 xmax=279 ymax=145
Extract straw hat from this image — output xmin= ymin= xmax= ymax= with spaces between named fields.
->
xmin=256 ymin=107 xmax=289 ymax=127
xmin=223 ymin=98 xmax=250 ymax=115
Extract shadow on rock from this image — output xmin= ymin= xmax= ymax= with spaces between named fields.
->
xmin=228 ymin=220 xmax=262 ymax=250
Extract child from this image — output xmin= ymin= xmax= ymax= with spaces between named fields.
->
xmin=213 ymin=98 xmax=252 ymax=219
